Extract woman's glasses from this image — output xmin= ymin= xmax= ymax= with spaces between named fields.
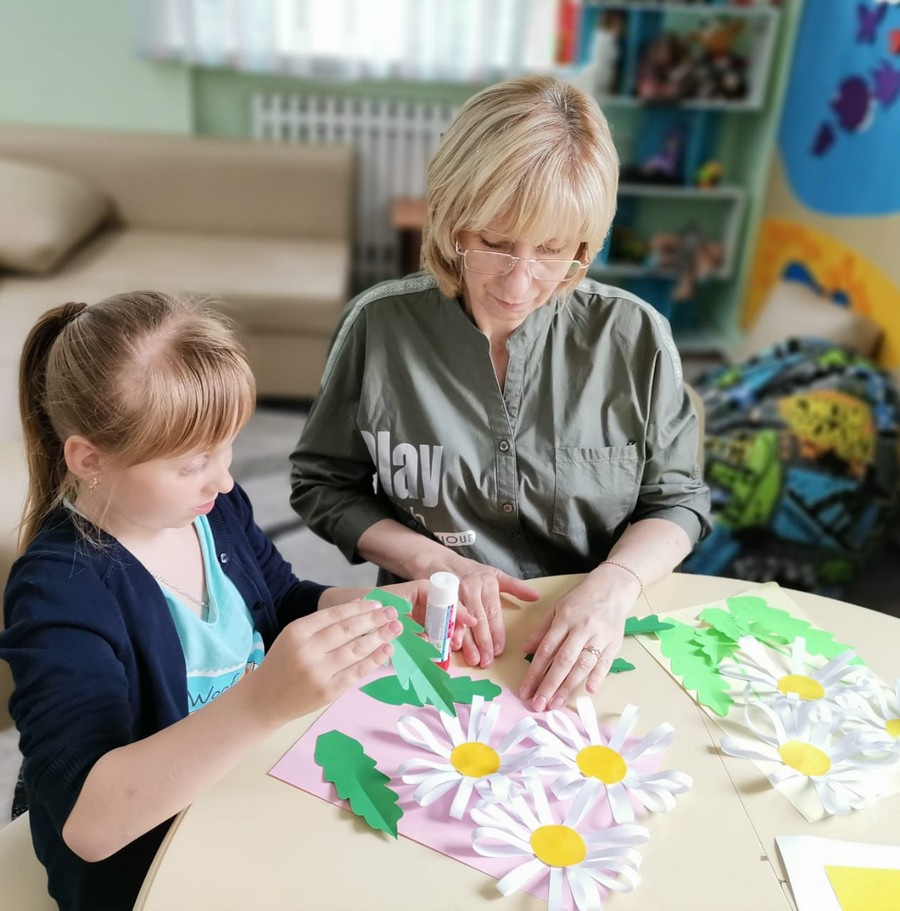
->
xmin=455 ymin=242 xmax=586 ymax=282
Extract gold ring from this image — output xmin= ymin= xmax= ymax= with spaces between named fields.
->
xmin=582 ymin=646 xmax=602 ymax=659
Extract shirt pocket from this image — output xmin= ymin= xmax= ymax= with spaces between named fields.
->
xmin=552 ymin=444 xmax=640 ymax=538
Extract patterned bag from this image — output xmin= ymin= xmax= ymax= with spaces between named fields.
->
xmin=683 ymin=338 xmax=899 ymax=598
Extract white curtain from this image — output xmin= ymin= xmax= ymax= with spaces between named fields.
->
xmin=134 ymin=0 xmax=562 ymax=82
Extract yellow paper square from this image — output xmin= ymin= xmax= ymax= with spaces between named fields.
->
xmin=825 ymin=864 xmax=900 ymax=911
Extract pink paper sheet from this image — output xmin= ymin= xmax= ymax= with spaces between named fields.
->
xmin=269 ymin=667 xmax=649 ymax=909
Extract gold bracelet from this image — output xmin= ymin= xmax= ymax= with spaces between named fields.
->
xmin=600 ymin=559 xmax=653 ymax=613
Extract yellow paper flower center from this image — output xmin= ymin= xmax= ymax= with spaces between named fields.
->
xmin=449 ymin=741 xmax=500 ymax=778
xmin=576 ymin=744 xmax=627 ymax=784
xmin=530 ymin=825 xmax=587 ymax=867
xmin=778 ymin=739 xmax=832 ymax=776
xmin=886 ymin=718 xmax=900 ymax=739
xmin=777 ymin=674 xmax=825 ymax=700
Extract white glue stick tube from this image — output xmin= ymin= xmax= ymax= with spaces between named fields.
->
xmin=424 ymin=571 xmax=460 ymax=671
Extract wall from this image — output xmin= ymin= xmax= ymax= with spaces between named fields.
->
xmin=0 ymin=0 xmax=191 ymax=133
xmin=744 ymin=0 xmax=900 ymax=377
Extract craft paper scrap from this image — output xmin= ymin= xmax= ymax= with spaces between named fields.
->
xmin=636 ymin=584 xmax=900 ymax=822
xmin=825 ymin=865 xmax=900 ymax=911
xmin=365 ymin=587 xmax=456 ymax=716
xmin=360 ymin=674 xmax=501 ymax=708
xmin=269 ymin=666 xmax=674 ymax=911
xmin=776 ymin=835 xmax=900 ymax=911
xmin=313 ymin=730 xmax=402 ymax=837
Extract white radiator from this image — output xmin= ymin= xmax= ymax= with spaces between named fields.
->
xmin=252 ymin=93 xmax=457 ymax=287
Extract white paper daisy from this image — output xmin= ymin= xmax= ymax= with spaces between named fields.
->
xmin=471 ymin=775 xmax=649 ymax=911
xmin=524 ymin=697 xmax=692 ymax=824
xmin=720 ymin=700 xmax=893 ymax=814
xmin=396 ymin=695 xmax=554 ymax=818
xmin=836 ymin=675 xmax=900 ymax=753
xmin=719 ymin=636 xmax=866 ymax=713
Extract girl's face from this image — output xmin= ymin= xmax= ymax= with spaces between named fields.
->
xmin=91 ymin=438 xmax=236 ymax=540
xmin=456 ymin=226 xmax=582 ymax=337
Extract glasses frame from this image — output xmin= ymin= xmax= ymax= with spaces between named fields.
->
xmin=454 ymin=242 xmax=587 ymax=283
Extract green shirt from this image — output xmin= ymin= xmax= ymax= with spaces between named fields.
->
xmin=290 ymin=274 xmax=711 ymax=579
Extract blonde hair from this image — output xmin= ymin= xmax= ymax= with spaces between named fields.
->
xmin=18 ymin=291 xmax=256 ymax=550
xmin=422 ymin=74 xmax=619 ymax=299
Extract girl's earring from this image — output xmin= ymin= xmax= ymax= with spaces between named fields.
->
xmin=88 ymin=476 xmax=98 ymax=493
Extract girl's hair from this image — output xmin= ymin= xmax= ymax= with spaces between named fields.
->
xmin=18 ymin=290 xmax=256 ymax=550
xmin=422 ymin=74 xmax=619 ymax=299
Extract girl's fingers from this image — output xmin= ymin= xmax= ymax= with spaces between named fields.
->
xmin=309 ymin=601 xmax=399 ymax=652
xmin=329 ymin=640 xmax=397 ymax=693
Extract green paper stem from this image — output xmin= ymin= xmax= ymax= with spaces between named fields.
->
xmin=365 ymin=588 xmax=457 ymax=715
xmin=657 ymin=619 xmax=734 ymax=716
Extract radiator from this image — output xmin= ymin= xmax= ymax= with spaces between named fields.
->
xmin=252 ymin=93 xmax=457 ymax=287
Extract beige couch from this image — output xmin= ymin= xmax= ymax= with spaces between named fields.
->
xmin=0 ymin=123 xmax=355 ymax=727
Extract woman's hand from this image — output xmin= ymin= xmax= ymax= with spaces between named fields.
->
xmin=248 ymin=599 xmax=404 ymax=726
xmin=517 ymin=577 xmax=635 ymax=712
xmin=453 ymin=567 xmax=540 ymax=668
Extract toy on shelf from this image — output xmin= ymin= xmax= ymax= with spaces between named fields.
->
xmin=689 ymin=16 xmax=750 ymax=101
xmin=695 ymin=159 xmax=724 ymax=188
xmin=609 ymin=225 xmax=649 ymax=266
xmin=635 ymin=32 xmax=697 ymax=102
xmin=647 ymin=224 xmax=725 ymax=301
xmin=623 ymin=125 xmax=686 ymax=184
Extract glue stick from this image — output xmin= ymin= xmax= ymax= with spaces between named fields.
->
xmin=424 ymin=571 xmax=459 ymax=671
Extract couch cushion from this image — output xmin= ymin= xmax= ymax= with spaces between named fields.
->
xmin=0 ymin=158 xmax=109 ymax=274
xmin=0 ymin=228 xmax=350 ymax=336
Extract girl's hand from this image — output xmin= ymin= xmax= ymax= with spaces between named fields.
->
xmin=248 ymin=599 xmax=403 ymax=725
xmin=380 ymin=578 xmax=478 ymax=639
xmin=517 ymin=581 xmax=631 ymax=712
xmin=452 ymin=567 xmax=540 ymax=668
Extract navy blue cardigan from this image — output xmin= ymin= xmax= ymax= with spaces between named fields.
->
xmin=0 ymin=485 xmax=327 ymax=911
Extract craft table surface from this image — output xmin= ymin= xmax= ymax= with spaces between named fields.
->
xmin=133 ymin=573 xmax=899 ymax=911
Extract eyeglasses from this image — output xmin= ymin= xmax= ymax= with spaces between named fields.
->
xmin=455 ymin=242 xmax=586 ymax=282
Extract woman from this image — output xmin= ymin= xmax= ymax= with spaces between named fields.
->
xmin=290 ymin=75 xmax=711 ymax=712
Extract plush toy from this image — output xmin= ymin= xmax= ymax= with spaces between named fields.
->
xmin=695 ymin=159 xmax=724 ymax=187
xmin=634 ymin=32 xmax=696 ymax=101
xmin=623 ymin=125 xmax=686 ymax=184
xmin=647 ymin=225 xmax=725 ymax=301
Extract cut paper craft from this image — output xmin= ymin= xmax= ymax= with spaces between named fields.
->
xmin=523 ymin=654 xmax=636 ymax=674
xmin=470 ymin=776 xmax=649 ymax=911
xmin=825 ymin=865 xmax=900 ymax=911
xmin=657 ymin=619 xmax=734 ymax=716
xmin=719 ymin=636 xmax=866 ymax=712
xmin=635 ymin=585 xmax=900 ymax=820
xmin=776 ymin=835 xmax=900 ymax=911
xmin=623 ymin=614 xmax=673 ymax=635
xmin=269 ymin=667 xmax=677 ymax=910
xmin=524 ymin=697 xmax=693 ymax=824
xmin=313 ymin=729 xmax=402 ymax=837
xmin=361 ymin=674 xmax=502 ymax=708
xmin=396 ymin=694 xmax=558 ymax=819
xmin=365 ymin=587 xmax=456 ymax=716
xmin=719 ymin=701 xmax=893 ymax=816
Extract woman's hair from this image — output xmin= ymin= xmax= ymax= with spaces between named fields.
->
xmin=422 ymin=74 xmax=619 ymax=299
xmin=18 ymin=290 xmax=256 ymax=550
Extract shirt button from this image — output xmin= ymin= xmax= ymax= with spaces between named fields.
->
xmin=501 ymin=502 xmax=514 ymax=514
xmin=498 ymin=440 xmax=510 ymax=452
xmin=219 ymin=553 xmax=229 ymax=564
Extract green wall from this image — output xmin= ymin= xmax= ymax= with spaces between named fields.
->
xmin=0 ymin=0 xmax=191 ymax=132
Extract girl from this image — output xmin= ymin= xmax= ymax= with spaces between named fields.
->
xmin=0 ymin=291 xmax=463 ymax=911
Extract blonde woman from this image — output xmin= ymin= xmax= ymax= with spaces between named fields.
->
xmin=291 ymin=75 xmax=710 ymax=712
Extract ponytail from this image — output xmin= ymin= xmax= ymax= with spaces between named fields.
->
xmin=18 ymin=303 xmax=87 ymax=551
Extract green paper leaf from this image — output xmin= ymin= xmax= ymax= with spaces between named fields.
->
xmin=610 ymin=657 xmax=636 ymax=673
xmin=657 ymin=619 xmax=734 ymax=716
xmin=724 ymin=595 xmax=858 ymax=661
xmin=365 ymin=588 xmax=457 ymax=716
xmin=361 ymin=674 xmax=502 ymax=707
xmin=698 ymin=606 xmax=752 ymax=643
xmin=692 ymin=628 xmax=740 ymax=665
xmin=624 ymin=614 xmax=673 ymax=636
xmin=314 ymin=730 xmax=402 ymax=838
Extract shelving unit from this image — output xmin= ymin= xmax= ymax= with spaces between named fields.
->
xmin=569 ymin=0 xmax=793 ymax=357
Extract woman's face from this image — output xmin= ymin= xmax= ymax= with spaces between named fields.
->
xmin=456 ymin=226 xmax=582 ymax=337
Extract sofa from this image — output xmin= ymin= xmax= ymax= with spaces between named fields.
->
xmin=0 ymin=123 xmax=356 ymax=727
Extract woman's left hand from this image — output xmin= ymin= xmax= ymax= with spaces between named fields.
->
xmin=380 ymin=579 xmax=478 ymax=635
xmin=517 ymin=580 xmax=632 ymax=712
